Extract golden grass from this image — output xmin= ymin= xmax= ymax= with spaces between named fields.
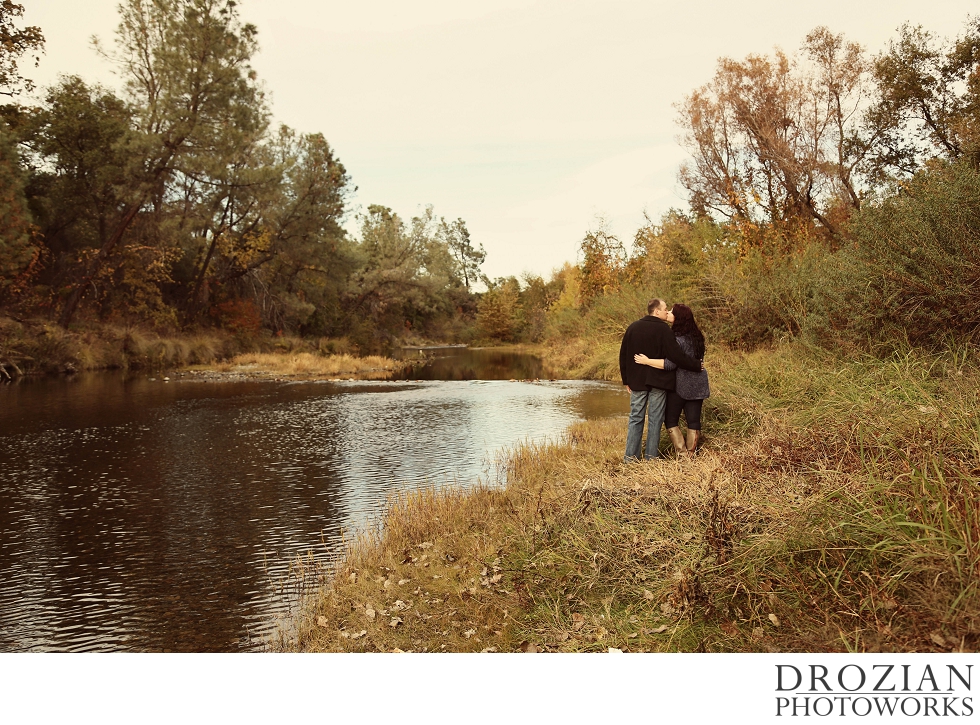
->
xmin=213 ymin=352 xmax=408 ymax=379
xmin=280 ymin=342 xmax=979 ymax=653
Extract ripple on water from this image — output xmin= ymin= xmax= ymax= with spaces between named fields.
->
xmin=0 ymin=371 xmax=624 ymax=651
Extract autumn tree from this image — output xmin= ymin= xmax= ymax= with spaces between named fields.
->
xmin=578 ymin=225 xmax=626 ymax=308
xmin=476 ymin=276 xmax=522 ymax=342
xmin=677 ymin=27 xmax=873 ymax=242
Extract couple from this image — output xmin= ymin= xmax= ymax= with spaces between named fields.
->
xmin=618 ymin=298 xmax=709 ymax=462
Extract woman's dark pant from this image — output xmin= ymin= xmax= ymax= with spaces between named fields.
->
xmin=665 ymin=391 xmax=702 ymax=430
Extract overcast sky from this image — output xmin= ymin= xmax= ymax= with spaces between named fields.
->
xmin=22 ymin=1 xmax=979 ymax=280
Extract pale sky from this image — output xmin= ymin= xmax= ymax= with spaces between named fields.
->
xmin=22 ymin=1 xmax=979 ymax=280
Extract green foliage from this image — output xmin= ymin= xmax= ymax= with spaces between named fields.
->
xmin=0 ymin=1 xmax=483 ymax=348
xmin=867 ymin=19 xmax=980 ymax=178
xmin=0 ymin=122 xmax=35 ymax=300
xmin=844 ymin=160 xmax=980 ymax=345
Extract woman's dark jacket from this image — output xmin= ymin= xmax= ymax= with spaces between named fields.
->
xmin=664 ymin=334 xmax=710 ymax=400
xmin=619 ymin=316 xmax=701 ymax=391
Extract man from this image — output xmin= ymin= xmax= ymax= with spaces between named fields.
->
xmin=619 ymin=298 xmax=702 ymax=461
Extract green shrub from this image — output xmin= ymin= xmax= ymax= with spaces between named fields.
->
xmin=846 ymin=160 xmax=980 ymax=345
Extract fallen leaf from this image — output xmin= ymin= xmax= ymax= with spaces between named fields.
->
xmin=768 ymin=613 xmax=780 ymax=627
xmin=571 ymin=613 xmax=586 ymax=631
xmin=608 ymin=647 xmax=624 ymax=653
xmin=649 ymin=625 xmax=668 ymax=634
xmin=383 ymin=580 xmax=392 ymax=590
xmin=348 ymin=572 xmax=357 ymax=584
xmin=752 ymin=627 xmax=764 ymax=639
xmin=316 ymin=616 xmax=329 ymax=628
xmin=389 ymin=617 xmax=403 ymax=628
xmin=398 ymin=579 xmax=410 ymax=585
xmin=643 ymin=589 xmax=655 ymax=601
xmin=391 ymin=648 xmax=405 ymax=653
xmin=682 ymin=532 xmax=694 ymax=541
xmin=463 ymin=629 xmax=477 ymax=638
xmin=351 ymin=630 xmax=367 ymax=640
xmin=365 ymin=607 xmax=376 ymax=621
xmin=417 ymin=542 xmax=433 ymax=549
xmin=929 ymin=631 xmax=947 ymax=648
xmin=489 ymin=573 xmax=502 ymax=584
xmin=480 ymin=567 xmax=488 ymax=576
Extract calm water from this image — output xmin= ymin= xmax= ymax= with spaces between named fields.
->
xmin=0 ymin=348 xmax=625 ymax=652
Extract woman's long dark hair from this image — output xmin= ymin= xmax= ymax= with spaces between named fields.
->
xmin=671 ymin=303 xmax=705 ymax=360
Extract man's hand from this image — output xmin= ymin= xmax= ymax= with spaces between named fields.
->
xmin=626 ymin=385 xmax=632 ymax=393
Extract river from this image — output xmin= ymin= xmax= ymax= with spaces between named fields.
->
xmin=0 ymin=348 xmax=625 ymax=652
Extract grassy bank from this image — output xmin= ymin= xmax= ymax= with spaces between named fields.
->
xmin=0 ymin=315 xmax=408 ymax=379
xmin=206 ymin=352 xmax=408 ymax=380
xmin=282 ymin=342 xmax=979 ymax=652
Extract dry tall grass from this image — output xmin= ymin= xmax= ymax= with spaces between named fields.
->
xmin=283 ymin=342 xmax=979 ymax=653
xmin=0 ymin=315 xmax=402 ymax=378
xmin=214 ymin=352 xmax=406 ymax=379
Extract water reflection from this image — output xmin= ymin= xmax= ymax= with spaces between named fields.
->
xmin=0 ymin=351 xmax=626 ymax=652
xmin=393 ymin=346 xmax=549 ymax=381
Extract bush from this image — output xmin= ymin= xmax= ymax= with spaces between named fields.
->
xmin=845 ymin=161 xmax=980 ymax=345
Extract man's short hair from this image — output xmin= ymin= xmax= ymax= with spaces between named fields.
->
xmin=647 ymin=298 xmax=666 ymax=314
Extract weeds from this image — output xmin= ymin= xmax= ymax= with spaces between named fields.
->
xmin=282 ymin=340 xmax=979 ymax=652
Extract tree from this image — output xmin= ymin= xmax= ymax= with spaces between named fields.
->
xmin=438 ymin=216 xmax=485 ymax=290
xmin=0 ymin=1 xmax=43 ymax=97
xmin=58 ymin=0 xmax=266 ymax=327
xmin=579 ymin=225 xmax=626 ymax=308
xmin=477 ymin=276 xmax=522 ymax=341
xmin=242 ymin=128 xmax=352 ymax=332
xmin=677 ymin=27 xmax=873 ymax=241
xmin=25 ymin=78 xmax=132 ymax=298
xmin=866 ymin=19 xmax=980 ymax=179
xmin=0 ymin=122 xmax=34 ymax=299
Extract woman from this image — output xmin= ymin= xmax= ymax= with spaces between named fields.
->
xmin=634 ymin=303 xmax=709 ymax=456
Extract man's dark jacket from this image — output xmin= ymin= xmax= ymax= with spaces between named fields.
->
xmin=619 ymin=316 xmax=701 ymax=391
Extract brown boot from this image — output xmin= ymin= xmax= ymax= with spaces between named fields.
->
xmin=667 ymin=427 xmax=688 ymax=458
xmin=686 ymin=428 xmax=699 ymax=455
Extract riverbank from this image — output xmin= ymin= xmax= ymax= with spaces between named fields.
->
xmin=281 ymin=341 xmax=979 ymax=652
xmin=0 ymin=315 xmax=412 ymax=380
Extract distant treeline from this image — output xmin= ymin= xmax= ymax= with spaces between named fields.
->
xmin=530 ymin=19 xmax=980 ymax=368
xmin=0 ymin=3 xmax=978 ymax=356
xmin=0 ymin=0 xmax=487 ymax=352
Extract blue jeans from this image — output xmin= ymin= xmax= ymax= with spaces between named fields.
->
xmin=624 ymin=387 xmax=667 ymax=462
